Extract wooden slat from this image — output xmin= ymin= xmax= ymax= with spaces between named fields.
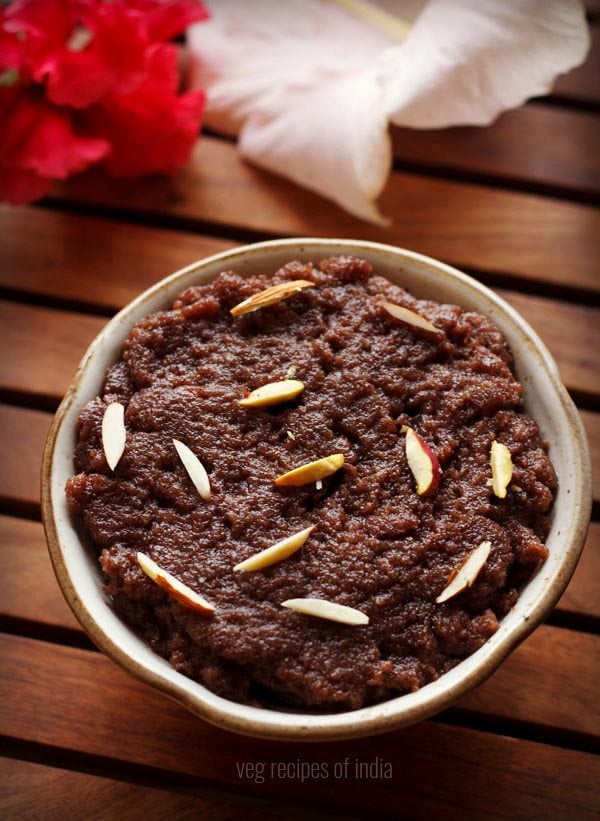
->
xmin=0 ymin=301 xmax=104 ymax=406
xmin=1 ymin=288 xmax=599 ymax=407
xmin=582 ymin=410 xmax=600 ymax=503
xmin=0 ymin=634 xmax=598 ymax=821
xmin=496 ymin=290 xmax=600 ymax=398
xmin=0 ymin=757 xmax=306 ymax=821
xmin=456 ymin=626 xmax=599 ymax=737
xmin=560 ymin=521 xmax=600 ymax=618
xmin=51 ymin=136 xmax=600 ymax=295
xmin=392 ymin=105 xmax=600 ymax=199
xmin=553 ymin=24 xmax=600 ymax=105
xmin=0 ymin=515 xmax=79 ymax=631
xmin=0 ymin=205 xmax=233 ymax=312
xmin=0 ymin=405 xmax=49 ymax=514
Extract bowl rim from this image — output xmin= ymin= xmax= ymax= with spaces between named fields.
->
xmin=41 ymin=237 xmax=592 ymax=741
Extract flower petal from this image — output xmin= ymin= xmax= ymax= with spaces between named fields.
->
xmin=383 ymin=0 xmax=590 ymax=128
xmin=83 ymin=45 xmax=204 ymax=177
xmin=45 ymin=3 xmax=150 ymax=108
xmin=239 ymin=69 xmax=391 ymax=223
xmin=189 ymin=0 xmax=589 ymax=223
xmin=0 ymin=88 xmax=109 ymax=202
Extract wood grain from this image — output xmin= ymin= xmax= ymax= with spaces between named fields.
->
xmin=0 ymin=405 xmax=49 ymax=514
xmin=392 ymin=105 xmax=600 ymax=199
xmin=0 ymin=301 xmax=104 ymax=406
xmin=496 ymin=290 xmax=600 ymax=398
xmin=0 ymin=205 xmax=233 ymax=312
xmin=559 ymin=522 xmax=600 ymax=618
xmin=582 ymin=410 xmax=600 ymax=503
xmin=0 ymin=757 xmax=313 ymax=821
xmin=1 ymin=292 xmax=598 ymax=407
xmin=0 ymin=633 xmax=598 ymax=821
xmin=0 ymin=515 xmax=80 ymax=631
xmin=455 ymin=626 xmax=599 ymax=737
xmin=553 ymin=23 xmax=600 ymax=105
xmin=51 ymin=137 xmax=600 ymax=294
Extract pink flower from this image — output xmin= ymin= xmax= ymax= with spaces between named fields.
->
xmin=0 ymin=0 xmax=208 ymax=205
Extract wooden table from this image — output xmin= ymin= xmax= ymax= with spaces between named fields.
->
xmin=1 ymin=23 xmax=599 ymax=820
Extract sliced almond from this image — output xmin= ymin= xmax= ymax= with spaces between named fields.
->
xmin=382 ymin=300 xmax=442 ymax=336
xmin=281 ymin=598 xmax=369 ymax=625
xmin=137 ymin=552 xmax=214 ymax=614
xmin=405 ymin=427 xmax=442 ymax=496
xmin=287 ymin=430 xmax=296 ymax=441
xmin=239 ymin=379 xmax=305 ymax=408
xmin=275 ymin=453 xmax=345 ymax=487
xmin=490 ymin=440 xmax=513 ymax=499
xmin=436 ymin=541 xmax=492 ymax=604
xmin=234 ymin=525 xmax=314 ymax=572
xmin=231 ymin=280 xmax=314 ymax=317
xmin=173 ymin=439 xmax=211 ymax=501
xmin=102 ymin=401 xmax=126 ymax=471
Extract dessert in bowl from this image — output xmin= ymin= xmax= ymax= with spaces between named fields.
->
xmin=42 ymin=239 xmax=591 ymax=740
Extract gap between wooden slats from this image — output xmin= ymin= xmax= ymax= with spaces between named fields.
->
xmin=1 ymin=206 xmax=598 ymax=316
xmin=0 ymin=633 xmax=598 ymax=821
xmin=0 ymin=516 xmax=598 ymax=744
xmin=0 ymin=757 xmax=326 ymax=821
xmin=39 ymin=137 xmax=599 ymax=295
xmin=391 ymin=105 xmax=600 ymax=203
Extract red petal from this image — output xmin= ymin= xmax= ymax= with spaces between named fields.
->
xmin=81 ymin=44 xmax=204 ymax=177
xmin=0 ymin=10 xmax=24 ymax=73
xmin=0 ymin=88 xmax=108 ymax=187
xmin=43 ymin=3 xmax=150 ymax=108
xmin=4 ymin=0 xmax=74 ymax=76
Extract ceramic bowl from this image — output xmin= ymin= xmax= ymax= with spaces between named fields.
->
xmin=42 ymin=238 xmax=592 ymax=741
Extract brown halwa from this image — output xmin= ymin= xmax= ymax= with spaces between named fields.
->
xmin=66 ymin=256 xmax=556 ymax=710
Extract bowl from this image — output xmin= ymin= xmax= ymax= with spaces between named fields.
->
xmin=42 ymin=238 xmax=592 ymax=741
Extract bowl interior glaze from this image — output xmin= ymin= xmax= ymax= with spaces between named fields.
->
xmin=42 ymin=239 xmax=592 ymax=741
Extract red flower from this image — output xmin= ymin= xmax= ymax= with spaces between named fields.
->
xmin=0 ymin=0 xmax=208 ymax=204
xmin=0 ymin=85 xmax=109 ymax=204
xmin=82 ymin=44 xmax=205 ymax=176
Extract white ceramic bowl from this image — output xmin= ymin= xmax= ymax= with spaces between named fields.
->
xmin=42 ymin=239 xmax=592 ymax=741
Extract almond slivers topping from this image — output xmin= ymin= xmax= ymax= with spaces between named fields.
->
xmin=230 ymin=280 xmax=314 ymax=317
xmin=234 ymin=525 xmax=314 ymax=572
xmin=239 ymin=379 xmax=304 ymax=408
xmin=137 ymin=552 xmax=214 ymax=614
xmin=281 ymin=598 xmax=369 ymax=625
xmin=275 ymin=454 xmax=345 ymax=487
xmin=436 ymin=541 xmax=492 ymax=604
xmin=102 ymin=401 xmax=126 ymax=471
xmin=173 ymin=439 xmax=211 ymax=501
xmin=490 ymin=440 xmax=513 ymax=499
xmin=382 ymin=300 xmax=442 ymax=336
